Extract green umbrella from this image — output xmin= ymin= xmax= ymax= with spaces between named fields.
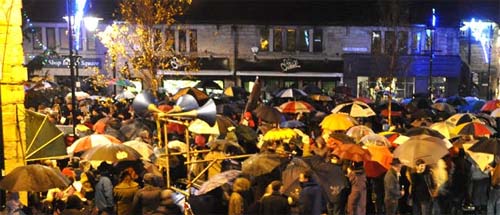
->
xmin=25 ymin=110 xmax=67 ymax=161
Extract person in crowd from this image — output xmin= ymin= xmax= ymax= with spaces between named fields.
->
xmin=94 ymin=162 xmax=115 ymax=215
xmin=240 ymin=111 xmax=256 ymax=128
xmin=6 ymin=192 xmax=25 ymax=215
xmin=228 ymin=177 xmax=252 ymax=215
xmin=298 ymin=170 xmax=324 ymax=215
xmin=113 ymin=171 xmax=139 ymax=215
xmin=153 ymin=189 xmax=182 ymax=215
xmin=488 ymin=159 xmax=500 ymax=215
xmin=408 ymin=159 xmax=437 ymax=215
xmin=259 ymin=180 xmax=290 ymax=215
xmin=61 ymin=195 xmax=87 ymax=215
xmin=132 ymin=173 xmax=162 ymax=215
xmin=347 ymin=161 xmax=367 ymax=215
xmin=384 ymin=158 xmax=404 ymax=215
xmin=468 ymin=154 xmax=490 ymax=213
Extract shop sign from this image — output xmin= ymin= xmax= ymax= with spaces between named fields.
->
xmin=45 ymin=58 xmax=102 ymax=68
xmin=280 ymin=58 xmax=301 ymax=72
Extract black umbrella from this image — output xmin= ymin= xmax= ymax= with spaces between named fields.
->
xmin=195 ymin=80 xmax=223 ymax=90
xmin=405 ymin=127 xmax=445 ymax=139
xmin=242 ymin=152 xmax=287 ymax=176
xmin=468 ymin=138 xmax=500 ymax=155
xmin=253 ymin=104 xmax=283 ymax=124
xmin=302 ymin=84 xmax=323 ymax=94
xmin=447 ymin=96 xmax=468 ymax=106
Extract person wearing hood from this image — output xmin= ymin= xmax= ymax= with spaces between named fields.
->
xmin=153 ymin=189 xmax=182 ymax=215
xmin=298 ymin=170 xmax=325 ymax=215
xmin=228 ymin=177 xmax=252 ymax=215
xmin=113 ymin=171 xmax=139 ymax=215
xmin=346 ymin=161 xmax=367 ymax=215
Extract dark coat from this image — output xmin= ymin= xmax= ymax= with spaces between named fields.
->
xmin=384 ymin=168 xmax=402 ymax=201
xmin=298 ymin=181 xmax=324 ymax=215
xmin=132 ymin=185 xmax=162 ymax=215
xmin=259 ymin=191 xmax=290 ymax=215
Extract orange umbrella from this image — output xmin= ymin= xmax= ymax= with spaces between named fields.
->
xmin=332 ymin=144 xmax=371 ymax=162
xmin=364 ymin=145 xmax=393 ymax=177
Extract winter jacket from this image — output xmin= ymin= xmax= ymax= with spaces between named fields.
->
xmin=259 ymin=191 xmax=290 ymax=215
xmin=384 ymin=168 xmax=402 ymax=201
xmin=94 ymin=176 xmax=114 ymax=211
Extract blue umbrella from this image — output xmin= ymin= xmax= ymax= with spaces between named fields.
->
xmin=280 ymin=120 xmax=305 ymax=128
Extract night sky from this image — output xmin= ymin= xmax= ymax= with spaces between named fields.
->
xmin=23 ymin=0 xmax=499 ymax=27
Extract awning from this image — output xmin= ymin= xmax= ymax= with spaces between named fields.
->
xmin=158 ymin=70 xmax=233 ymax=76
xmin=236 ymin=71 xmax=343 ymax=78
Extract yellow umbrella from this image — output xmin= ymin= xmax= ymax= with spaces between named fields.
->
xmin=263 ymin=128 xmax=297 ymax=142
xmin=188 ymin=119 xmax=220 ymax=135
xmin=320 ymin=113 xmax=358 ymax=131
xmin=429 ymin=122 xmax=456 ymax=139
xmin=463 ymin=143 xmax=494 ymax=170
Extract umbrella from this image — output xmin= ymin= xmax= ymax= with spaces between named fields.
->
xmin=410 ymin=118 xmax=433 ymax=128
xmin=0 ymin=164 xmax=70 ymax=192
xmin=254 ymin=104 xmax=283 ymax=124
xmin=346 ymin=125 xmax=375 ymax=143
xmin=379 ymin=131 xmax=410 ymax=146
xmin=81 ymin=143 xmax=142 ymax=162
xmin=123 ymin=140 xmax=154 ymax=161
xmin=208 ymin=139 xmax=245 ymax=154
xmin=172 ymin=87 xmax=209 ymax=103
xmin=332 ymin=143 xmax=371 ymax=162
xmin=188 ymin=118 xmax=220 ymax=135
xmin=281 ymin=156 xmax=348 ymax=203
xmin=431 ymin=103 xmax=457 ymax=114
xmin=115 ymin=90 xmax=136 ymax=100
xmin=280 ymin=120 xmax=305 ymax=128
xmin=194 ymin=80 xmax=222 ymax=90
xmin=167 ymin=140 xmax=188 ymax=155
xmin=263 ymin=128 xmax=297 ymax=142
xmin=65 ymin=91 xmax=90 ymax=101
xmin=196 ymin=170 xmax=242 ymax=195
xmin=481 ymin=100 xmax=500 ymax=112
xmin=429 ymin=122 xmax=456 ymax=139
xmin=476 ymin=113 xmax=497 ymax=128
xmin=275 ymin=88 xmax=308 ymax=99
xmin=463 ymin=143 xmax=494 ymax=171
xmin=360 ymin=134 xmax=391 ymax=147
xmin=447 ymin=96 xmax=467 ymax=106
xmin=332 ymin=101 xmax=376 ymax=118
xmin=405 ymin=127 xmax=445 ymax=139
xmin=235 ymin=125 xmax=258 ymax=144
xmin=25 ymin=110 xmax=67 ymax=161
xmin=491 ymin=108 xmax=500 ymax=118
xmin=309 ymin=94 xmax=333 ymax=102
xmin=278 ymin=101 xmax=315 ymax=113
xmin=446 ymin=113 xmax=479 ymax=126
xmin=302 ymin=84 xmax=322 ymax=94
xmin=320 ymin=113 xmax=358 ymax=131
xmin=454 ymin=122 xmax=496 ymax=137
xmin=364 ymin=145 xmax=393 ymax=177
xmin=393 ymin=134 xmax=449 ymax=167
xmin=354 ymin=97 xmax=374 ymax=104
xmin=223 ymin=86 xmax=248 ymax=98
xmin=67 ymin=134 xmax=122 ymax=154
xmin=327 ymin=133 xmax=356 ymax=149
xmin=242 ymin=152 xmax=287 ymax=176
xmin=468 ymin=138 xmax=500 ymax=155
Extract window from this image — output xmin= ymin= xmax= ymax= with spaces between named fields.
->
xmin=179 ymin=29 xmax=186 ymax=52
xmin=298 ymin=29 xmax=310 ymax=52
xmin=188 ymin=30 xmax=197 ymax=52
xmin=385 ymin=31 xmax=396 ymax=54
xmin=259 ymin=28 xmax=269 ymax=51
xmin=86 ymin=30 xmax=96 ymax=50
xmin=411 ymin=32 xmax=421 ymax=54
xmin=59 ymin=27 xmax=69 ymax=49
xmin=273 ymin=29 xmax=283 ymax=52
xmin=371 ymin=31 xmax=382 ymax=54
xmin=397 ymin=31 xmax=408 ymax=54
xmin=425 ymin=29 xmax=432 ymax=51
xmin=165 ymin=29 xmax=175 ymax=51
xmin=32 ymin=27 xmax=43 ymax=49
xmin=286 ymin=29 xmax=296 ymax=51
xmin=46 ymin=28 xmax=56 ymax=49
xmin=313 ymin=29 xmax=323 ymax=52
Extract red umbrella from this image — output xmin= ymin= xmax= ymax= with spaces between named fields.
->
xmin=481 ymin=99 xmax=500 ymax=112
xmin=278 ymin=101 xmax=315 ymax=113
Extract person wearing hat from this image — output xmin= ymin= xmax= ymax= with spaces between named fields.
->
xmin=384 ymin=158 xmax=404 ymax=215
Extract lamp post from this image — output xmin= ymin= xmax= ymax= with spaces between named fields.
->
xmin=428 ymin=8 xmax=436 ymax=99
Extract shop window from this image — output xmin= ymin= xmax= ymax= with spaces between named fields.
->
xmin=179 ymin=29 xmax=187 ymax=52
xmin=86 ymin=30 xmax=96 ymax=50
xmin=46 ymin=27 xmax=56 ymax=49
xmin=286 ymin=29 xmax=296 ymax=51
xmin=357 ymin=76 xmax=415 ymax=101
xmin=313 ymin=29 xmax=323 ymax=52
xmin=298 ymin=29 xmax=310 ymax=52
xmin=273 ymin=29 xmax=283 ymax=52
xmin=59 ymin=27 xmax=69 ymax=49
xmin=397 ymin=31 xmax=408 ymax=54
xmin=371 ymin=31 xmax=381 ymax=54
xmin=384 ymin=31 xmax=396 ymax=54
xmin=32 ymin=27 xmax=43 ymax=50
xmin=411 ymin=32 xmax=421 ymax=54
xmin=259 ymin=27 xmax=269 ymax=51
xmin=189 ymin=29 xmax=197 ymax=52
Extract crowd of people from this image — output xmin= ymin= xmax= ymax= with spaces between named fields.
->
xmin=5 ymin=84 xmax=500 ymax=215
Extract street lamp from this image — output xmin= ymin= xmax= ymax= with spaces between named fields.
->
xmin=428 ymin=8 xmax=437 ymax=99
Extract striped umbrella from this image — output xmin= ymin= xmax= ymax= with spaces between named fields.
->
xmin=67 ymin=134 xmax=122 ymax=155
xmin=332 ymin=101 xmax=376 ymax=118
xmin=481 ymin=99 xmax=500 ymax=112
xmin=429 ymin=122 xmax=456 ymax=139
xmin=278 ymin=101 xmax=315 ymax=113
xmin=446 ymin=113 xmax=478 ymax=126
xmin=275 ymin=88 xmax=308 ymax=99
xmin=454 ymin=122 xmax=496 ymax=137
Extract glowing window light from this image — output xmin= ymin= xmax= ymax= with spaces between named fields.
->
xmin=460 ymin=18 xmax=496 ymax=63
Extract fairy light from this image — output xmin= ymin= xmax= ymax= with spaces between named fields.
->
xmin=461 ymin=18 xmax=496 ymax=63
xmin=22 ymin=10 xmax=47 ymax=50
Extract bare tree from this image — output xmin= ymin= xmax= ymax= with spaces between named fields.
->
xmin=98 ymin=0 xmax=198 ymax=92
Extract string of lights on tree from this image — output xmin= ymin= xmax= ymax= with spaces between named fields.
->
xmin=22 ymin=10 xmax=47 ymax=54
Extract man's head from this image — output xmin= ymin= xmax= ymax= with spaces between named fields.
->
xmin=415 ymin=159 xmax=426 ymax=173
xmin=269 ymin=180 xmax=283 ymax=193
xmin=390 ymin=158 xmax=402 ymax=171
